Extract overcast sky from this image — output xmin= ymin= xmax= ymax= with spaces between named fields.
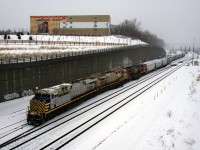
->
xmin=0 ymin=0 xmax=199 ymax=48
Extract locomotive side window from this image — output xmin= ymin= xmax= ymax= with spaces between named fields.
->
xmin=62 ymin=87 xmax=65 ymax=91
xmin=43 ymin=94 xmax=50 ymax=99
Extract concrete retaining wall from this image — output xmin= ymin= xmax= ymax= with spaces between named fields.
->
xmin=0 ymin=45 xmax=166 ymax=102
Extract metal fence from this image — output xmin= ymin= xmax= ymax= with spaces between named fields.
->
xmin=0 ymin=39 xmax=126 ymax=46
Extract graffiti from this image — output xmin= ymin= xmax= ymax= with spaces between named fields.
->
xmin=22 ymin=89 xmax=34 ymax=97
xmin=122 ymin=57 xmax=133 ymax=67
xmin=112 ymin=66 xmax=123 ymax=71
xmin=3 ymin=89 xmax=34 ymax=101
xmin=4 ymin=93 xmax=19 ymax=101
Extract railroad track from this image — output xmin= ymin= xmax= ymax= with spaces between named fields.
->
xmin=0 ymin=58 xmax=191 ymax=149
xmin=0 ymin=121 xmax=27 ymax=140
xmin=8 ymin=109 xmax=26 ymax=115
xmin=0 ymin=109 xmax=29 ymax=140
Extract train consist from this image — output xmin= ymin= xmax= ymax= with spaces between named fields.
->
xmin=27 ymin=53 xmax=185 ymax=125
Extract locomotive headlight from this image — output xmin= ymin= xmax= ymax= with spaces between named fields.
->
xmin=30 ymin=111 xmax=37 ymax=115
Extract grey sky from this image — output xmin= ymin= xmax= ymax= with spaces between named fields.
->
xmin=1 ymin=0 xmax=199 ymax=48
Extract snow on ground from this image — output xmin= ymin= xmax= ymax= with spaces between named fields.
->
xmin=0 ymin=35 xmax=145 ymax=45
xmin=133 ymin=65 xmax=200 ymax=150
xmin=0 ymin=95 xmax=32 ymax=130
xmin=0 ymin=35 xmax=147 ymax=58
xmin=0 ymin=45 xmax=117 ymax=58
xmin=0 ymin=56 xmax=199 ymax=150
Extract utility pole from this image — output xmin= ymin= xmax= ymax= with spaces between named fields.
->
xmin=193 ymin=38 xmax=195 ymax=66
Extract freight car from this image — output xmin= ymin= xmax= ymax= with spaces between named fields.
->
xmin=123 ymin=65 xmax=142 ymax=80
xmin=140 ymin=61 xmax=156 ymax=75
xmin=140 ymin=55 xmax=177 ymax=75
xmin=162 ymin=57 xmax=168 ymax=66
xmin=155 ymin=59 xmax=163 ymax=69
xmin=27 ymin=69 xmax=129 ymax=125
xmin=167 ymin=54 xmax=185 ymax=63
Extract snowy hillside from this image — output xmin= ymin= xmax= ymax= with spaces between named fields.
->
xmin=0 ymin=35 xmax=145 ymax=45
xmin=0 ymin=35 xmax=147 ymax=58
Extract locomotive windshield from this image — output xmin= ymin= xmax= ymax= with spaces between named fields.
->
xmin=35 ymin=93 xmax=50 ymax=99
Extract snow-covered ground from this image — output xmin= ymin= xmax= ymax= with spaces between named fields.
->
xmin=0 ymin=35 xmax=147 ymax=58
xmin=0 ymin=35 xmax=144 ymax=45
xmin=0 ymin=55 xmax=199 ymax=150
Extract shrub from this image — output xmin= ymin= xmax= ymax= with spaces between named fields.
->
xmin=17 ymin=34 xmax=21 ymax=39
xmin=4 ymin=33 xmax=7 ymax=39
xmin=29 ymin=36 xmax=33 ymax=40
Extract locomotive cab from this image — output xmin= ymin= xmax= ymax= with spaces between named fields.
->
xmin=27 ymin=92 xmax=51 ymax=125
xmin=27 ymin=83 xmax=73 ymax=125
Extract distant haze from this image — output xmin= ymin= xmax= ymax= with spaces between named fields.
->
xmin=1 ymin=0 xmax=199 ymax=49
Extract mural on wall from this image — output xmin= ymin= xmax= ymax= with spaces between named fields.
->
xmin=122 ymin=57 xmax=133 ymax=67
xmin=111 ymin=66 xmax=123 ymax=71
xmin=38 ymin=21 xmax=48 ymax=33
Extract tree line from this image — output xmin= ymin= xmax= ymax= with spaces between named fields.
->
xmin=111 ymin=18 xmax=165 ymax=48
xmin=0 ymin=29 xmax=29 ymax=35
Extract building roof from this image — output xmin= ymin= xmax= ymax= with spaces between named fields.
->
xmin=30 ymin=15 xmax=110 ymax=18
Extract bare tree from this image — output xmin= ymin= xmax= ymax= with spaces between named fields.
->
xmin=111 ymin=18 xmax=165 ymax=48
